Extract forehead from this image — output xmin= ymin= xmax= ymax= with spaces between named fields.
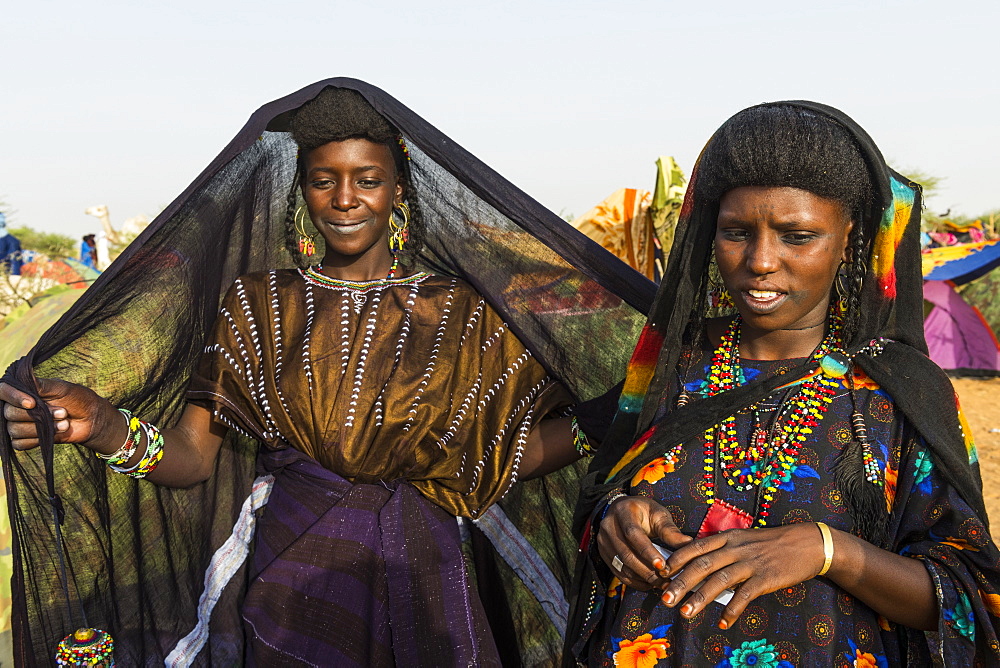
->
xmin=303 ymin=138 xmax=395 ymax=172
xmin=718 ymin=186 xmax=849 ymax=225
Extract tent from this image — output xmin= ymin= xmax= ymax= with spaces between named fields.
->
xmin=923 ymin=280 xmax=1000 ymax=376
xmin=922 ymin=241 xmax=1000 ymax=376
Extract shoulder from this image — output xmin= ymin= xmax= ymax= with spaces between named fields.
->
xmin=406 ymin=273 xmax=484 ymax=305
xmin=226 ymin=269 xmax=302 ymax=296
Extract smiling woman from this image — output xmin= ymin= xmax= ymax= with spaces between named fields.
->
xmin=0 ymin=82 xmax=651 ymax=666
xmin=301 ymin=138 xmax=403 ymax=276
xmin=567 ymin=102 xmax=1000 ymax=666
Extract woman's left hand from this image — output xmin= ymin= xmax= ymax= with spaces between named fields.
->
xmin=660 ymin=522 xmax=825 ymax=629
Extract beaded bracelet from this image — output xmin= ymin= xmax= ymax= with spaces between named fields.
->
xmin=95 ymin=408 xmax=143 ymax=465
xmin=571 ymin=416 xmax=595 ymax=456
xmin=600 ymin=490 xmax=629 ymax=522
xmin=109 ymin=420 xmax=164 ymax=479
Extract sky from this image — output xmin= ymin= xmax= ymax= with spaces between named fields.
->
xmin=2 ymin=0 xmax=998 ymax=239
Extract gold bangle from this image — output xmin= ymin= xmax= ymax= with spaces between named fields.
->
xmin=816 ymin=521 xmax=834 ymax=576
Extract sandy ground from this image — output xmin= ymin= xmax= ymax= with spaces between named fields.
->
xmin=953 ymin=377 xmax=1000 ymax=523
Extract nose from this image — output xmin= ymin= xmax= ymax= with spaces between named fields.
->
xmin=745 ymin=235 xmax=780 ymax=277
xmin=332 ymin=181 xmax=358 ymax=210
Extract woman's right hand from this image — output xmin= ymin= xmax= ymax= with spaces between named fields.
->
xmin=0 ymin=378 xmax=117 ymax=451
xmin=596 ymin=495 xmax=693 ymax=591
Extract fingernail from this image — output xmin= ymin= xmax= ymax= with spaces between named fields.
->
xmin=652 ymin=558 xmax=665 ymax=571
xmin=662 ymin=591 xmax=675 ymax=606
xmin=56 ymin=420 xmax=69 ymax=432
xmin=53 ymin=408 xmax=67 ymax=419
xmin=680 ymin=603 xmax=693 ymax=617
xmin=718 ymin=619 xmax=729 ymax=630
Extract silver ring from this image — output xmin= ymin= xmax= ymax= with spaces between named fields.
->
xmin=611 ymin=555 xmax=624 ymax=572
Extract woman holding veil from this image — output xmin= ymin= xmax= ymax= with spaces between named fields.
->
xmin=1 ymin=82 xmax=651 ymax=666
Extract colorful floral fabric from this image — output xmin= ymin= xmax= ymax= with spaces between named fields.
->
xmin=585 ymin=348 xmax=1000 ymax=666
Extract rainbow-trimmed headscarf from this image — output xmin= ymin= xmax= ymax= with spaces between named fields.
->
xmin=575 ymin=101 xmax=987 ymax=537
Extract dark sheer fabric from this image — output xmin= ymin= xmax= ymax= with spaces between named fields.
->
xmin=0 ymin=79 xmax=653 ymax=665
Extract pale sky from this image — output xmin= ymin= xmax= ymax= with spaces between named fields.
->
xmin=2 ymin=0 xmax=997 ymax=239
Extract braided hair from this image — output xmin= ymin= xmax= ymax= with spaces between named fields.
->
xmin=282 ymin=87 xmax=425 ymax=268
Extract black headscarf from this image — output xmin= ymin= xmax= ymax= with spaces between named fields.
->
xmin=576 ymin=100 xmax=986 ymax=535
xmin=0 ymin=79 xmax=654 ymax=665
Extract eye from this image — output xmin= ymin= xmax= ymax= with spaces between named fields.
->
xmin=719 ymin=229 xmax=750 ymax=242
xmin=358 ymin=179 xmax=384 ymax=189
xmin=783 ymin=232 xmax=815 ymax=245
xmin=309 ymin=179 xmax=334 ymax=189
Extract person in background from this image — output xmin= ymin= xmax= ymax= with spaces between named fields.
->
xmin=79 ymin=234 xmax=97 ymax=269
xmin=0 ymin=213 xmax=22 ymax=276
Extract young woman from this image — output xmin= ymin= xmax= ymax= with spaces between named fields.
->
xmin=567 ymin=102 xmax=1000 ymax=666
xmin=0 ymin=83 xmax=648 ymax=666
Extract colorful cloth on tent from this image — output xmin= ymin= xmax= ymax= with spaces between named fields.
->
xmin=573 ymin=188 xmax=658 ymax=280
xmin=923 ymin=280 xmax=1000 ymax=376
xmin=571 ymin=158 xmax=687 ymax=282
xmin=567 ymin=101 xmax=999 ymax=665
xmin=923 ymin=240 xmax=1000 ymax=284
xmin=0 ymin=79 xmax=654 ymax=666
xmin=585 ymin=345 xmax=1000 ymax=666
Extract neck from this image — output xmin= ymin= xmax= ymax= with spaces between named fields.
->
xmin=738 ymin=319 xmax=827 ymax=360
xmin=319 ymin=251 xmax=396 ymax=281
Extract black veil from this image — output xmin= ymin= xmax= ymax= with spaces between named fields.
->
xmin=1 ymin=78 xmax=654 ymax=665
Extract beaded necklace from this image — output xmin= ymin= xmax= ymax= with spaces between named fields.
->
xmin=299 ymin=259 xmax=429 ymax=313
xmin=691 ymin=313 xmax=845 ymax=528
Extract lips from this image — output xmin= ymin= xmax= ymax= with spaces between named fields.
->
xmin=740 ymin=288 xmax=788 ymax=314
xmin=323 ymin=219 xmax=369 ymax=235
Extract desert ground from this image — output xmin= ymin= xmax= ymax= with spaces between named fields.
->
xmin=953 ymin=377 xmax=1000 ymax=522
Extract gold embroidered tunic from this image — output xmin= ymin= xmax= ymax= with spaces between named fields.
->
xmin=188 ymin=268 xmax=569 ymax=518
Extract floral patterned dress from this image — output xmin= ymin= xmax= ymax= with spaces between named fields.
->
xmin=587 ymin=346 xmax=1000 ymax=667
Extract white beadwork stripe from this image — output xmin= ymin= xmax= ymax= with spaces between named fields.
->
xmin=345 ymin=291 xmax=383 ymax=429
xmin=303 ymin=282 xmax=316 ymax=395
xmin=482 ymin=323 xmax=506 ymax=352
xmin=460 ymin=299 xmax=485 ymax=345
xmin=403 ymin=280 xmax=456 ymax=433
xmin=267 ymin=272 xmax=293 ymax=418
xmin=165 ymin=475 xmax=275 ymax=667
xmin=466 ymin=377 xmax=549 ymax=494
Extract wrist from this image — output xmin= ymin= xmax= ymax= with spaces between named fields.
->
xmin=820 ymin=526 xmax=859 ymax=587
xmin=815 ymin=522 xmax=834 ymax=577
xmin=87 ymin=401 xmax=129 ymax=455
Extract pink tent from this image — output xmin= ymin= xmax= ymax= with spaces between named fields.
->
xmin=923 ymin=280 xmax=1000 ymax=376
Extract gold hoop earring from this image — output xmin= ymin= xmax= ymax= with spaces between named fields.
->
xmin=834 ymin=262 xmax=851 ymax=313
xmin=295 ymin=205 xmax=317 ymax=257
xmin=389 ymin=202 xmax=410 ymax=254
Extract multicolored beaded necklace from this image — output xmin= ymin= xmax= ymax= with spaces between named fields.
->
xmin=300 ymin=258 xmax=429 ymax=313
xmin=666 ymin=312 xmax=847 ymax=529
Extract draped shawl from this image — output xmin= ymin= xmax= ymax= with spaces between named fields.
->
xmin=576 ymin=101 xmax=986 ymax=530
xmin=566 ymin=102 xmax=995 ymax=665
xmin=0 ymin=78 xmax=654 ymax=665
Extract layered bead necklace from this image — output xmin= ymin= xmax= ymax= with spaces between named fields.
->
xmin=300 ymin=257 xmax=428 ymax=313
xmin=675 ymin=313 xmax=846 ymax=529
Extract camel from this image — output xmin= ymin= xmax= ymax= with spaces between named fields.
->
xmin=84 ymin=205 xmax=120 ymax=245
xmin=84 ymin=205 xmax=151 ymax=247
